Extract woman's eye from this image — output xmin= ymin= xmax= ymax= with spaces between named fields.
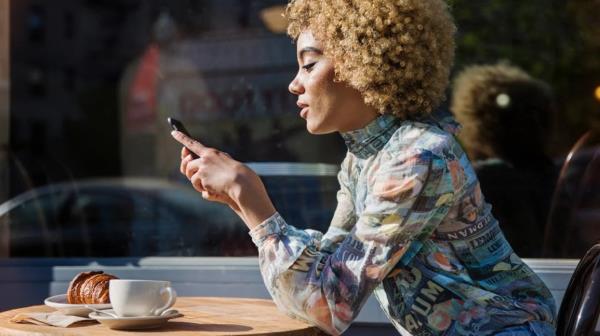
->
xmin=302 ymin=62 xmax=316 ymax=72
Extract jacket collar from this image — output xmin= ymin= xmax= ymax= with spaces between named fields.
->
xmin=340 ymin=114 xmax=399 ymax=159
xmin=339 ymin=110 xmax=462 ymax=159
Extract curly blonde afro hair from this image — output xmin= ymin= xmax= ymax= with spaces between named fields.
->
xmin=451 ymin=62 xmax=554 ymax=161
xmin=286 ymin=0 xmax=456 ymax=118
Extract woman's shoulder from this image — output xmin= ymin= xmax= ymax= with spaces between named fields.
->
xmin=384 ymin=117 xmax=460 ymax=159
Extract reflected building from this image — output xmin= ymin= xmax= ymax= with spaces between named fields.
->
xmin=119 ymin=1 xmax=310 ymax=178
xmin=9 ymin=0 xmax=157 ymax=197
xmin=10 ymin=0 xmax=343 ymax=196
xmin=9 ymin=0 xmax=344 ymax=193
xmin=4 ymin=0 xmax=342 ymax=257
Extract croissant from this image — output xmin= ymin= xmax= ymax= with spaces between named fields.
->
xmin=67 ymin=271 xmax=118 ymax=304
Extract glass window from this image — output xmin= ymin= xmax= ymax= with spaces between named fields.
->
xmin=27 ymin=5 xmax=45 ymax=43
xmin=2 ymin=186 xmax=66 ymax=256
xmin=63 ymin=11 xmax=75 ymax=40
xmin=0 ymin=0 xmax=598 ymax=259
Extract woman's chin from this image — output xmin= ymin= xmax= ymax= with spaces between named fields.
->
xmin=306 ymin=122 xmax=329 ymax=135
xmin=306 ymin=124 xmax=335 ymax=135
xmin=305 ymin=121 xmax=318 ymax=134
xmin=305 ymin=118 xmax=337 ymax=134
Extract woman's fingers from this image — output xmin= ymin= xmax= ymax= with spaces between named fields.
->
xmin=202 ymin=190 xmax=216 ymax=201
xmin=185 ymin=157 xmax=200 ymax=180
xmin=180 ymin=154 xmax=193 ymax=175
xmin=171 ymin=131 xmax=207 ymax=158
xmin=181 ymin=146 xmax=192 ymax=160
xmin=176 ymin=136 xmax=244 ymax=210
xmin=191 ymin=171 xmax=206 ymax=193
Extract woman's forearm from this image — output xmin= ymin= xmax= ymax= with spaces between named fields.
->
xmin=230 ymin=171 xmax=277 ymax=230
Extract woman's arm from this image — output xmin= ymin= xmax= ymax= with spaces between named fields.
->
xmin=249 ymin=150 xmax=455 ymax=335
xmin=171 ymin=130 xmax=454 ymax=335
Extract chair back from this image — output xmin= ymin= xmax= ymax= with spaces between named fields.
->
xmin=557 ymin=243 xmax=600 ymax=336
xmin=543 ymin=130 xmax=600 ymax=258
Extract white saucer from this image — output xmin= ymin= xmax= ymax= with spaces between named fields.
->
xmin=44 ymin=294 xmax=112 ymax=317
xmin=89 ymin=309 xmax=183 ymax=330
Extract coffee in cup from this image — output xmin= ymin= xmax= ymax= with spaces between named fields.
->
xmin=109 ymin=279 xmax=176 ymax=317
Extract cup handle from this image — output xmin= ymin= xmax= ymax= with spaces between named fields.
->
xmin=153 ymin=287 xmax=177 ymax=316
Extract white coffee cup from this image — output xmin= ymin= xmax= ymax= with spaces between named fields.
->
xmin=109 ymin=279 xmax=177 ymax=317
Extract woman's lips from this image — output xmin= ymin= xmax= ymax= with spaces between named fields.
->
xmin=300 ymin=107 xmax=309 ymax=119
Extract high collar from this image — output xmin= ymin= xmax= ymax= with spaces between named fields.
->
xmin=339 ymin=110 xmax=462 ymax=159
xmin=340 ymin=114 xmax=399 ymax=159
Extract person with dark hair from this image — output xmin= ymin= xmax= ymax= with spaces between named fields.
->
xmin=171 ymin=2 xmax=556 ymax=335
xmin=451 ymin=62 xmax=558 ymax=258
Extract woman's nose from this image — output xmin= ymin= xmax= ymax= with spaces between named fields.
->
xmin=288 ymin=75 xmax=304 ymax=95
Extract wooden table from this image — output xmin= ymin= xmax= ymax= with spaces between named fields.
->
xmin=0 ymin=297 xmax=327 ymax=335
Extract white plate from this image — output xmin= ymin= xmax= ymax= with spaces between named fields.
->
xmin=89 ymin=309 xmax=183 ymax=330
xmin=44 ymin=294 xmax=112 ymax=317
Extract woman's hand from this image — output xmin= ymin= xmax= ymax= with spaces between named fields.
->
xmin=171 ymin=131 xmax=276 ymax=229
xmin=178 ymin=143 xmax=242 ymax=202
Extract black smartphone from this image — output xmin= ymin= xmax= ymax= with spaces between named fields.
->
xmin=167 ymin=117 xmax=199 ymax=159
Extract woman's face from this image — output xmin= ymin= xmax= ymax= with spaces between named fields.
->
xmin=288 ymin=31 xmax=378 ymax=134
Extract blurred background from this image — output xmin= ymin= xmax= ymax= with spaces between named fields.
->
xmin=0 ymin=0 xmax=598 ymax=260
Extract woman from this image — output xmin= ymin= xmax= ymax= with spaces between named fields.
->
xmin=171 ymin=0 xmax=556 ymax=334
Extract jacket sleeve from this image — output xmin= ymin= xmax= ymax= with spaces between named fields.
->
xmin=249 ymin=150 xmax=455 ymax=335
xmin=319 ymin=154 xmax=357 ymax=255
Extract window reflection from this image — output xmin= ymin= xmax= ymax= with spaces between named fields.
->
xmin=27 ymin=66 xmax=45 ymax=96
xmin=544 ymin=131 xmax=600 ymax=258
xmin=1 ymin=0 xmax=599 ymax=259
xmin=27 ymin=5 xmax=45 ymax=43
xmin=450 ymin=62 xmax=559 ymax=258
xmin=63 ymin=11 xmax=75 ymax=40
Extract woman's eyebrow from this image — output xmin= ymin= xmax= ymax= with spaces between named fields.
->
xmin=299 ymin=47 xmax=323 ymax=60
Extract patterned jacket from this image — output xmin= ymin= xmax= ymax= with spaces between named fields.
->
xmin=249 ymin=114 xmax=556 ymax=335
